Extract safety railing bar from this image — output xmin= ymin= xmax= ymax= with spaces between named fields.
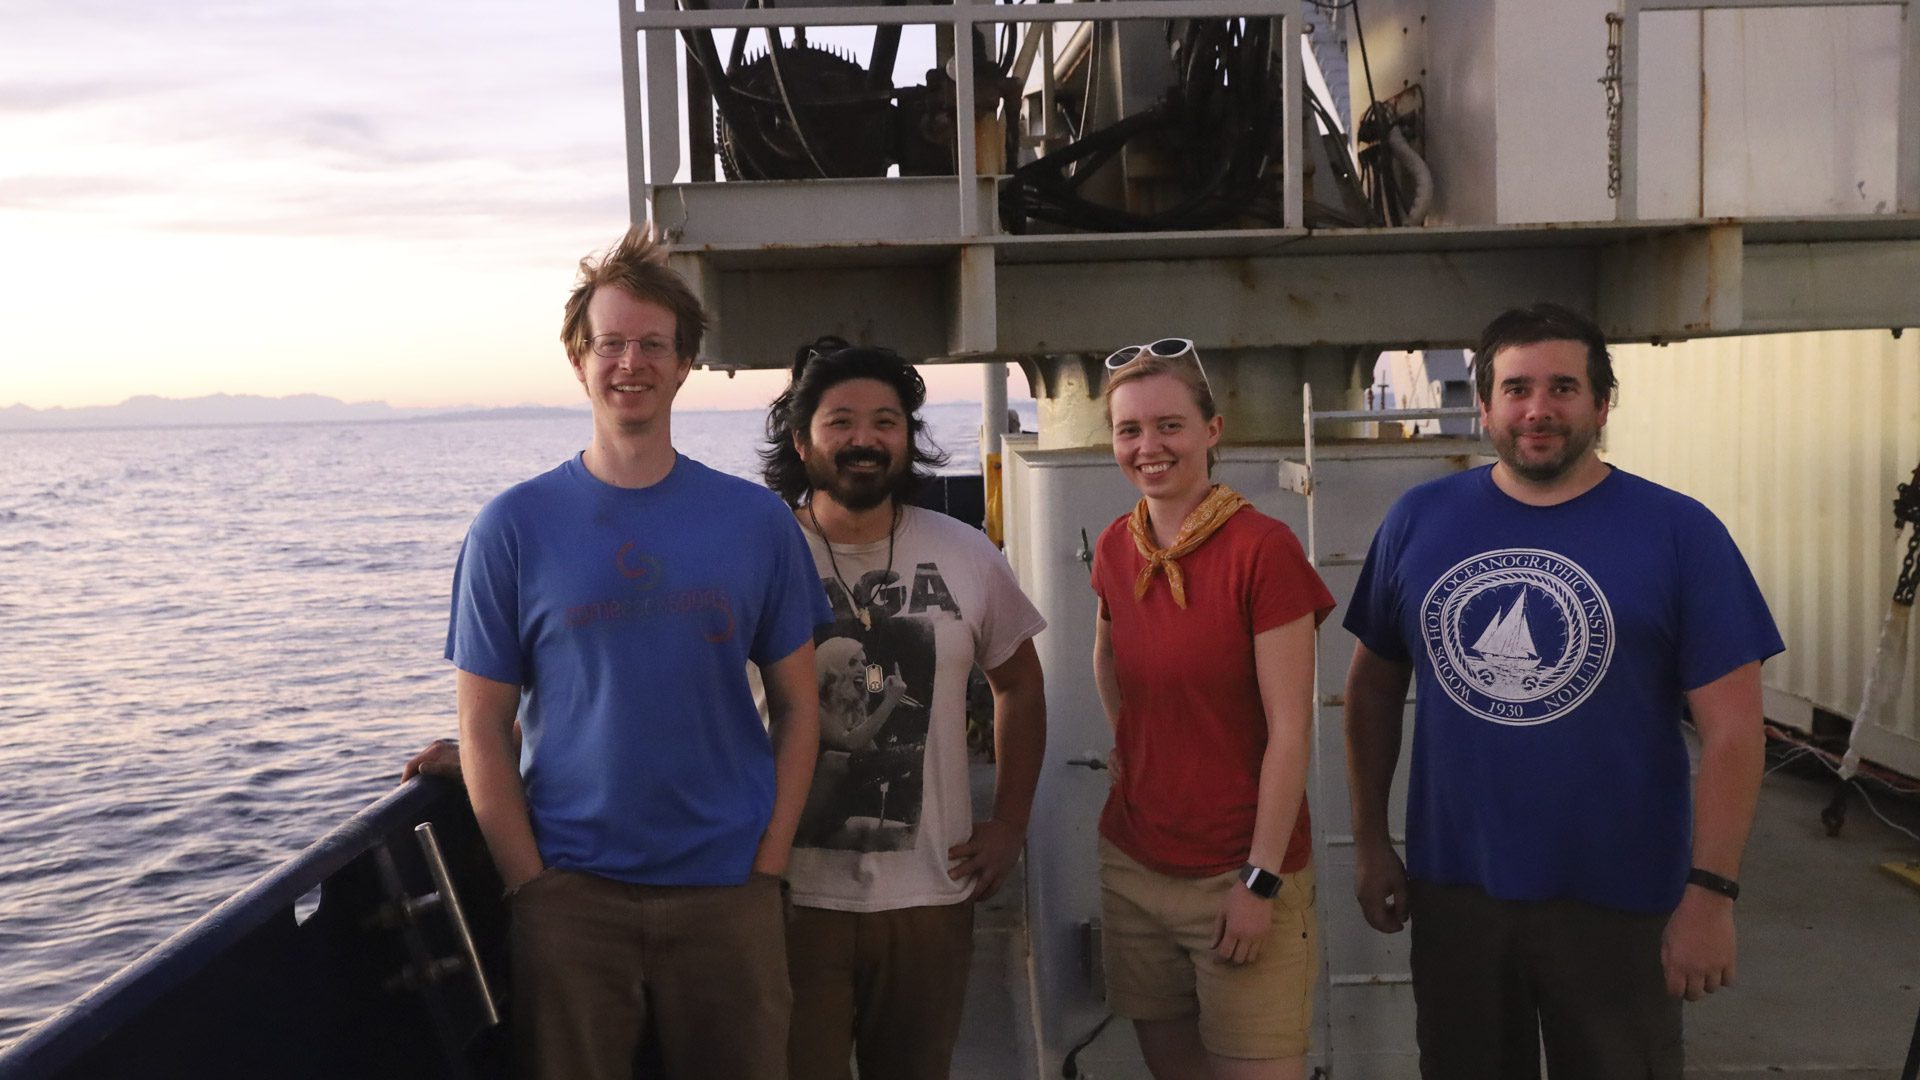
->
xmin=628 ymin=1 xmax=1301 ymax=31
xmin=1636 ymin=0 xmax=1904 ymax=9
xmin=1309 ymin=406 xmax=1481 ymax=424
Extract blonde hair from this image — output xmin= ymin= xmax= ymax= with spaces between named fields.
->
xmin=559 ymin=224 xmax=709 ymax=363
xmin=1102 ymin=355 xmax=1221 ymax=470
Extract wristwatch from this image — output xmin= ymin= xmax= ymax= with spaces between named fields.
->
xmin=1239 ymin=863 xmax=1283 ymax=899
xmin=1687 ymin=867 xmax=1740 ymax=901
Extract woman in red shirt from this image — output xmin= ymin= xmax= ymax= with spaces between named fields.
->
xmin=1090 ymin=340 xmax=1334 ymax=1080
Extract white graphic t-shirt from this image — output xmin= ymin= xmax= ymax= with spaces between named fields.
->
xmin=786 ymin=505 xmax=1045 ymax=912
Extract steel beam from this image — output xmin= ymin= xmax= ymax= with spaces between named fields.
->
xmin=1597 ymin=224 xmax=1743 ymax=338
xmin=994 ymin=250 xmax=1596 ymax=354
xmin=1742 ymin=240 xmax=1920 ymax=331
xmin=949 ymin=244 xmax=997 ymax=356
xmin=674 ymin=219 xmax=1920 ymax=368
xmin=714 ymin=264 xmax=955 ymax=362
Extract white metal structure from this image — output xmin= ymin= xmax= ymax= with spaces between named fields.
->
xmin=618 ymin=0 xmax=1920 ymax=365
xmin=606 ymin=0 xmax=1920 ymax=1072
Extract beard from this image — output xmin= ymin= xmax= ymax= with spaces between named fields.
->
xmin=1490 ymin=421 xmax=1601 ymax=483
xmin=805 ymin=445 xmax=911 ymax=511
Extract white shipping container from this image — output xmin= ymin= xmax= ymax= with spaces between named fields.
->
xmin=1603 ymin=330 xmax=1920 ymax=777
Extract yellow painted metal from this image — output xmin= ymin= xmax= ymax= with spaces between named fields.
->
xmin=1880 ymin=860 xmax=1920 ymax=894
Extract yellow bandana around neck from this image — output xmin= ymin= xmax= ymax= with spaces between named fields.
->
xmin=1127 ymin=484 xmax=1251 ymax=609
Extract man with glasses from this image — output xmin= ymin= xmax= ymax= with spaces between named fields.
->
xmin=763 ymin=336 xmax=1047 ymax=1080
xmin=441 ymin=226 xmax=828 ymax=1080
xmin=1342 ymin=304 xmax=1781 ymax=1078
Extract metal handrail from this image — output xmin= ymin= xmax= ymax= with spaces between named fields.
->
xmin=0 ymin=778 xmax=459 ymax=1080
xmin=1309 ymin=405 xmax=1480 ymax=424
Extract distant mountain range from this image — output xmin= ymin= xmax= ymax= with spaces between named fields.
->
xmin=0 ymin=394 xmax=588 ymax=432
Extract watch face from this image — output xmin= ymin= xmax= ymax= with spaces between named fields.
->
xmin=1242 ymin=865 xmax=1281 ymax=898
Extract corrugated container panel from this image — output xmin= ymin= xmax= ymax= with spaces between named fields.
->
xmin=1603 ymin=330 xmax=1920 ymax=777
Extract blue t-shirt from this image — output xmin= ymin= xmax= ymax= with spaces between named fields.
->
xmin=445 ymin=453 xmax=831 ymax=886
xmin=1344 ymin=466 xmax=1783 ymax=913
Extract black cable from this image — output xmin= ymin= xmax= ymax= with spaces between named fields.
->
xmin=1074 ymin=17 xmax=1099 ymax=142
xmin=1347 ymin=0 xmax=1398 ymax=223
xmin=1003 ymin=6 xmax=1288 ymax=232
xmin=1900 ymin=998 xmax=1920 ymax=1080
xmin=677 ymin=0 xmax=777 ymax=180
xmin=1060 ymin=1014 xmax=1114 ymax=1078
xmin=868 ymin=7 xmax=902 ymax=92
xmin=758 ymin=3 xmax=833 ymax=178
xmin=1351 ymin=0 xmax=1381 ymax=116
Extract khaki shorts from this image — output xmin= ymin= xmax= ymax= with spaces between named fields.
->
xmin=1098 ymin=838 xmax=1318 ymax=1060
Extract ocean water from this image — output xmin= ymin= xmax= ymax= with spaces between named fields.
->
xmin=0 ymin=401 xmax=1031 ymax=1048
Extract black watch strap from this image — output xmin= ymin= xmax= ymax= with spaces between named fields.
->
xmin=1687 ymin=867 xmax=1740 ymax=901
xmin=1239 ymin=864 xmax=1283 ymax=899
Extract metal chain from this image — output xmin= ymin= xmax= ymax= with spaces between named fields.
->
xmin=1893 ymin=464 xmax=1920 ymax=607
xmin=1601 ymin=14 xmax=1624 ymax=200
xmin=1897 ymin=529 xmax=1919 ymax=607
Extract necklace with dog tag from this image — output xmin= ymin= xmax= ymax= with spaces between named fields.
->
xmin=864 ymin=663 xmax=885 ymax=694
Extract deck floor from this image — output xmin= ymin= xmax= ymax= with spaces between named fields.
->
xmin=953 ymin=756 xmax=1920 ymax=1079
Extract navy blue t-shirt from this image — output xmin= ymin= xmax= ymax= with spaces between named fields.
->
xmin=446 ymin=453 xmax=830 ymax=886
xmin=1344 ymin=466 xmax=1783 ymax=913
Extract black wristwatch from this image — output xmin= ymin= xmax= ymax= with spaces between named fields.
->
xmin=1687 ymin=867 xmax=1740 ymax=901
xmin=1239 ymin=863 xmax=1283 ymax=899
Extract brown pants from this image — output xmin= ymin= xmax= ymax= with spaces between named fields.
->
xmin=1409 ymin=879 xmax=1683 ymax=1080
xmin=785 ymin=902 xmax=975 ymax=1080
xmin=509 ymin=869 xmax=791 ymax=1080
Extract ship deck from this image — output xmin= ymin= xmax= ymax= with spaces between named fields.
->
xmin=953 ymin=742 xmax=1920 ymax=1079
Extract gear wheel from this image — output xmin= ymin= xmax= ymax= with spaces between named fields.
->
xmin=718 ymin=42 xmax=893 ymax=180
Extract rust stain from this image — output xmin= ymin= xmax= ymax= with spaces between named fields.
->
xmin=1231 ymin=257 xmax=1259 ymax=292
xmin=1698 ymin=24 xmax=1709 ymax=220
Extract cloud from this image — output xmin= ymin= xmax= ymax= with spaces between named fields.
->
xmin=2 ymin=0 xmax=727 ymax=409
xmin=1 ymin=0 xmax=629 ymax=247
xmin=0 ymin=78 xmax=185 ymax=112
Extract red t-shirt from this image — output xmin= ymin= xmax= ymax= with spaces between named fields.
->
xmin=1092 ymin=506 xmax=1335 ymax=877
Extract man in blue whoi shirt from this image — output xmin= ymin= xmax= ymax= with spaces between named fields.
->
xmin=1343 ymin=303 xmax=1783 ymax=1078
xmin=444 ymin=226 xmax=826 ymax=1080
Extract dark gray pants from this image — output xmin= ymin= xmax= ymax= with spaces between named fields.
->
xmin=1409 ymin=879 xmax=1683 ymax=1080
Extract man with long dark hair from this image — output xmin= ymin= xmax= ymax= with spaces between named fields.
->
xmin=763 ymin=337 xmax=1048 ymax=1080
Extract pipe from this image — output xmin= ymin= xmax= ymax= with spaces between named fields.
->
xmin=1387 ymin=125 xmax=1432 ymax=226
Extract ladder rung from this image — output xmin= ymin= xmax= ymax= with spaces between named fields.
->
xmin=1310 ymin=406 xmax=1480 ymax=423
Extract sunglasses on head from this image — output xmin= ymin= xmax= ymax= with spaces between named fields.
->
xmin=1103 ymin=338 xmax=1210 ymax=390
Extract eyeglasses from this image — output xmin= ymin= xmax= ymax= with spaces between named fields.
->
xmin=590 ymin=334 xmax=678 ymax=361
xmin=1103 ymin=337 xmax=1211 ymax=390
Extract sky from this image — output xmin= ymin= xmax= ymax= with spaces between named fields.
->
xmin=1 ymin=0 xmax=1000 ymax=413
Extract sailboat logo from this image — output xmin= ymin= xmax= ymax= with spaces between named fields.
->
xmin=1419 ymin=548 xmax=1614 ymax=726
xmin=1467 ymin=595 xmax=1542 ymax=687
